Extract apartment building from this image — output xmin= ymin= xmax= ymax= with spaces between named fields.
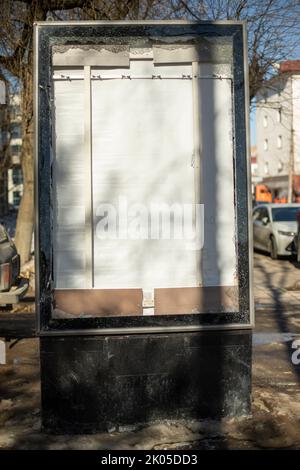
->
xmin=256 ymin=60 xmax=300 ymax=201
xmin=7 ymin=93 xmax=23 ymax=209
xmin=0 ymin=92 xmax=23 ymax=215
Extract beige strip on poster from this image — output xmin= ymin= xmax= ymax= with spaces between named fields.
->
xmin=153 ymin=43 xmax=232 ymax=64
xmin=53 ymin=289 xmax=143 ymax=317
xmin=84 ymin=65 xmax=93 ymax=287
xmin=154 ymin=286 xmax=239 ymax=315
xmin=52 ymin=45 xmax=130 ymax=67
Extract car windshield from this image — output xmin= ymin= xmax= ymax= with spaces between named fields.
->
xmin=272 ymin=207 xmax=300 ymax=222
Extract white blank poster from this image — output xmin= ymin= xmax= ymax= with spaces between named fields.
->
xmin=92 ymin=61 xmax=197 ymax=289
xmin=53 ymin=61 xmax=237 ymax=293
xmin=198 ymin=67 xmax=237 ymax=286
xmin=53 ymin=79 xmax=86 ymax=288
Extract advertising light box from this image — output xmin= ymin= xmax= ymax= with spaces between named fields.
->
xmin=35 ymin=21 xmax=253 ymax=334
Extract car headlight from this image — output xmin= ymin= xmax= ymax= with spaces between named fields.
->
xmin=278 ymin=230 xmax=295 ymax=237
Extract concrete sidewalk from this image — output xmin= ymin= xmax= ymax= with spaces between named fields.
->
xmin=1 ymin=252 xmax=300 ymax=449
xmin=254 ymin=252 xmax=300 ymax=310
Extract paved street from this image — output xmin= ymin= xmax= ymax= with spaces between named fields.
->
xmin=1 ymin=251 xmax=300 ymax=449
xmin=251 ymin=252 xmax=300 ymax=449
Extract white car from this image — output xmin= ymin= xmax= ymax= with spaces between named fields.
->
xmin=253 ymin=203 xmax=300 ymax=259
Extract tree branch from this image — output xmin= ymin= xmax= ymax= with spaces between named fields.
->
xmin=14 ymin=0 xmax=86 ymax=9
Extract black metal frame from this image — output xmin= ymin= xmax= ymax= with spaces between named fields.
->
xmin=34 ymin=21 xmax=253 ymax=335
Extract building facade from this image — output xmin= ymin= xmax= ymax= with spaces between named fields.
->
xmin=256 ymin=61 xmax=300 ymax=201
xmin=0 ymin=87 xmax=8 ymax=217
xmin=7 ymin=93 xmax=23 ymax=210
xmin=0 ymin=92 xmax=23 ymax=216
xmin=250 ymin=145 xmax=261 ymax=197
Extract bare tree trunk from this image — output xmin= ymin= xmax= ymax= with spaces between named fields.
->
xmin=14 ymin=132 xmax=34 ymax=265
xmin=14 ymin=65 xmax=34 ymax=266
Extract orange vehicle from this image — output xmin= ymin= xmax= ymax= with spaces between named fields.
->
xmin=255 ymin=184 xmax=272 ymax=203
xmin=273 ymin=196 xmax=287 ymax=203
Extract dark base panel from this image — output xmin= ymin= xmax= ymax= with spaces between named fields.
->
xmin=40 ymin=330 xmax=252 ymax=434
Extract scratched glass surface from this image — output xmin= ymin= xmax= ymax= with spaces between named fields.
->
xmin=46 ymin=32 xmax=239 ymax=320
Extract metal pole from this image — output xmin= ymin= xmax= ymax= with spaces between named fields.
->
xmin=288 ymin=77 xmax=294 ymax=203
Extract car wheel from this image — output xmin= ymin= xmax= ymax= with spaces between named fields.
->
xmin=269 ymin=236 xmax=278 ymax=260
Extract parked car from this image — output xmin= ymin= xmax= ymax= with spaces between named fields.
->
xmin=253 ymin=203 xmax=300 ymax=259
xmin=0 ymin=223 xmax=28 ymax=306
xmin=292 ymin=211 xmax=300 ymax=262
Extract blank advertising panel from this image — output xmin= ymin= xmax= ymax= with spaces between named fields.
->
xmin=35 ymin=22 xmax=253 ymax=333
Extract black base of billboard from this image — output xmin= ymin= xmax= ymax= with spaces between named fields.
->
xmin=40 ymin=330 xmax=251 ymax=434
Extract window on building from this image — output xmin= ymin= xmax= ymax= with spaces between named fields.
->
xmin=262 ymin=91 xmax=267 ymax=103
xmin=12 ymin=167 xmax=23 ymax=185
xmin=10 ymin=123 xmax=21 ymax=139
xmin=264 ymin=139 xmax=268 ymax=151
xmin=277 ymin=109 xmax=282 ymax=123
xmin=13 ymin=190 xmax=21 ymax=207
xmin=9 ymin=105 xmax=21 ymax=121
xmin=263 ymin=115 xmax=268 ymax=127
xmin=278 ymin=160 xmax=283 ymax=173
xmin=264 ymin=162 xmax=269 ymax=175
xmin=10 ymin=144 xmax=21 ymax=157
xmin=1 ymin=130 xmax=7 ymax=149
xmin=277 ymin=135 xmax=282 ymax=149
